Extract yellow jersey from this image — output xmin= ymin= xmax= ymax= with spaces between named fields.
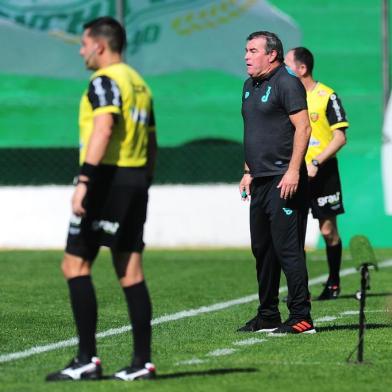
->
xmin=305 ymin=82 xmax=349 ymax=163
xmin=79 ymin=62 xmax=155 ymax=167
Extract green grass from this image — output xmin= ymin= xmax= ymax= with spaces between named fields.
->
xmin=1 ymin=248 xmax=392 ymax=391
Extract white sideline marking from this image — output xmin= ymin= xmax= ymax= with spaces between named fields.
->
xmin=207 ymin=348 xmax=236 ymax=357
xmin=340 ymin=310 xmax=360 ymax=316
xmin=314 ymin=316 xmax=338 ymax=323
xmin=315 ymin=309 xmax=391 ymax=326
xmin=339 ymin=309 xmax=391 ymax=316
xmin=176 ymin=358 xmax=206 ymax=365
xmin=1 ymin=259 xmax=392 ymax=364
xmin=233 ymin=338 xmax=266 ymax=346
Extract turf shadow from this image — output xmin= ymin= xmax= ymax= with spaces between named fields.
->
xmin=156 ymin=367 xmax=258 ymax=380
xmin=100 ymin=367 xmax=258 ymax=381
xmin=314 ymin=291 xmax=392 ymax=301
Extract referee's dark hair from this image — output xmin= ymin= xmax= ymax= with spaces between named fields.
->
xmin=247 ymin=31 xmax=284 ymax=63
xmin=84 ymin=16 xmax=126 ymax=53
xmin=292 ymin=47 xmax=314 ymax=75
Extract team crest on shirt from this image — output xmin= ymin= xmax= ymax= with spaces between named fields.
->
xmin=317 ymin=89 xmax=328 ymax=96
xmin=310 ymin=112 xmax=319 ymax=122
xmin=244 ymin=91 xmax=250 ymax=99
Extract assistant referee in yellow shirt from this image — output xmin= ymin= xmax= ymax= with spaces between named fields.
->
xmin=285 ymin=47 xmax=349 ymax=301
xmin=47 ymin=16 xmax=157 ymax=382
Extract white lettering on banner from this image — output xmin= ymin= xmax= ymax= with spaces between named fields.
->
xmin=317 ymin=192 xmax=341 ymax=207
xmin=92 ymin=220 xmax=120 ymax=235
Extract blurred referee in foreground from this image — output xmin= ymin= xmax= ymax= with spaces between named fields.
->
xmin=46 ymin=16 xmax=157 ymax=382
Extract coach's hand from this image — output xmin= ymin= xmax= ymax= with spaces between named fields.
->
xmin=72 ymin=183 xmax=88 ymax=216
xmin=277 ymin=169 xmax=299 ymax=199
xmin=239 ymin=174 xmax=253 ymax=201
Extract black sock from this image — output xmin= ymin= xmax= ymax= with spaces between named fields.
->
xmin=326 ymin=241 xmax=342 ymax=285
xmin=123 ymin=281 xmax=152 ymax=367
xmin=67 ymin=276 xmax=97 ymax=362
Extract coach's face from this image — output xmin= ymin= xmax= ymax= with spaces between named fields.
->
xmin=80 ymin=29 xmax=99 ymax=70
xmin=245 ymin=37 xmax=276 ymax=78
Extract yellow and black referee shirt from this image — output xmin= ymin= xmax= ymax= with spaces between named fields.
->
xmin=305 ymin=82 xmax=349 ymax=163
xmin=79 ymin=62 xmax=155 ymax=167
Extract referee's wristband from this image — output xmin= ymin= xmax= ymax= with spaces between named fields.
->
xmin=79 ymin=162 xmax=98 ymax=179
xmin=244 ymin=169 xmax=251 ymax=175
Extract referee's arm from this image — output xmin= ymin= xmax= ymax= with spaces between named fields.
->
xmin=146 ymin=105 xmax=157 ymax=184
xmin=83 ymin=113 xmax=114 ymax=166
xmin=313 ymin=128 xmax=347 ymax=165
xmin=72 ymin=113 xmax=114 ymax=216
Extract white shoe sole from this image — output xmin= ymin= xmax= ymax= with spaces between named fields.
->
xmin=256 ymin=327 xmax=279 ymax=333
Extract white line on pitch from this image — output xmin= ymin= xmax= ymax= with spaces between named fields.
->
xmin=314 ymin=309 xmax=390 ymax=325
xmin=176 ymin=358 xmax=206 ymax=365
xmin=176 ymin=335 xmax=267 ymax=366
xmin=233 ymin=338 xmax=267 ymax=346
xmin=1 ymin=259 xmax=391 ymax=364
xmin=207 ymin=348 xmax=237 ymax=357
xmin=314 ymin=316 xmax=338 ymax=323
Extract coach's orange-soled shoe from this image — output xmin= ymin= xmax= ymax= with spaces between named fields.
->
xmin=271 ymin=319 xmax=316 ymax=335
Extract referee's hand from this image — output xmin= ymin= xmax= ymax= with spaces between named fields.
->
xmin=306 ymin=163 xmax=318 ymax=179
xmin=72 ymin=183 xmax=87 ymax=216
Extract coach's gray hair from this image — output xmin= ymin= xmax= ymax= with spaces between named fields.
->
xmin=246 ymin=31 xmax=284 ymax=63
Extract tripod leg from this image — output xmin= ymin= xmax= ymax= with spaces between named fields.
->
xmin=358 ymin=266 xmax=368 ymax=363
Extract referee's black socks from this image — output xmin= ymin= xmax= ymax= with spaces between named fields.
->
xmin=326 ymin=240 xmax=342 ymax=285
xmin=67 ymin=275 xmax=98 ymax=362
xmin=123 ymin=281 xmax=152 ymax=367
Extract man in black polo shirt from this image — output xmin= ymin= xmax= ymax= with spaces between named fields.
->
xmin=238 ymin=31 xmax=315 ymax=334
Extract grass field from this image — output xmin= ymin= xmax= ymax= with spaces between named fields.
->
xmin=1 ymin=248 xmax=391 ymax=391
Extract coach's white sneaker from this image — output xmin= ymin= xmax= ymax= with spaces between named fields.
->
xmin=113 ymin=362 xmax=156 ymax=381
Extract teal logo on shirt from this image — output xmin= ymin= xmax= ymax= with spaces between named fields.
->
xmin=261 ymin=86 xmax=271 ymax=102
xmin=282 ymin=208 xmax=293 ymax=216
xmin=245 ymin=91 xmax=250 ymax=99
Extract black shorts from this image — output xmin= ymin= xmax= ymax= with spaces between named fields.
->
xmin=66 ymin=165 xmax=149 ymax=261
xmin=309 ymin=158 xmax=344 ymax=219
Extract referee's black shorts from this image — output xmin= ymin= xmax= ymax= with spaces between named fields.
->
xmin=309 ymin=157 xmax=344 ymax=220
xmin=66 ymin=164 xmax=149 ymax=261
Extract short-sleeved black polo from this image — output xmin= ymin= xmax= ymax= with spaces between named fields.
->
xmin=242 ymin=64 xmax=307 ymax=177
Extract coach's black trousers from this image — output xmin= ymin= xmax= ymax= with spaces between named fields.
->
xmin=250 ymin=171 xmax=311 ymax=320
